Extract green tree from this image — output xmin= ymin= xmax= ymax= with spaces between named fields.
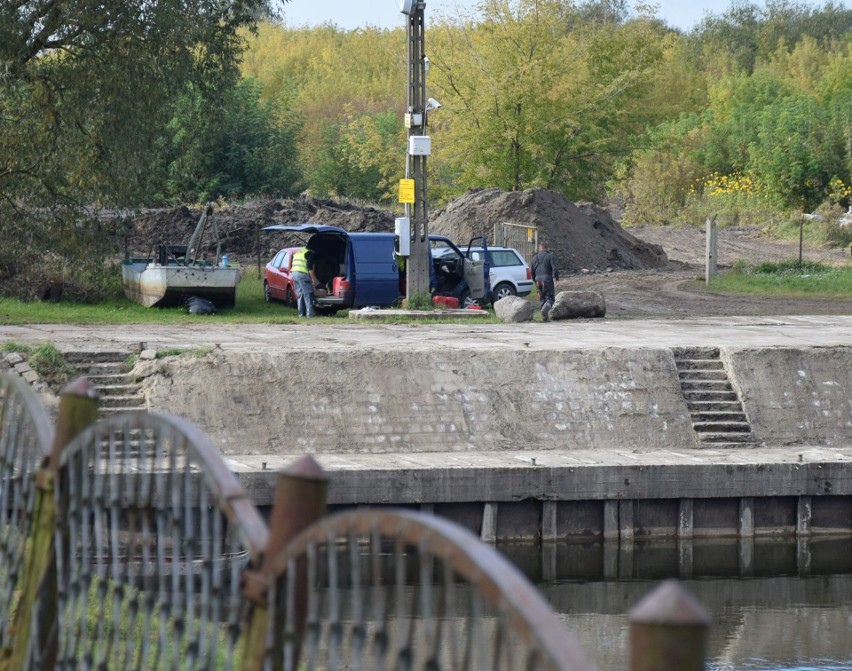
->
xmin=161 ymin=79 xmax=303 ymax=202
xmin=0 ymin=0 xmax=278 ymax=298
xmin=428 ymin=0 xmax=667 ymax=200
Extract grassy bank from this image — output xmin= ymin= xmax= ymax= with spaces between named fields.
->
xmin=0 ymin=271 xmax=498 ymax=325
xmin=707 ymin=260 xmax=852 ymax=297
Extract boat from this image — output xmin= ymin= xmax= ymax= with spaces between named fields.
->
xmin=122 ymin=203 xmax=241 ymax=308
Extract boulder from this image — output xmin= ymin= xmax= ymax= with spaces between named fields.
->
xmin=549 ymin=291 xmax=606 ymax=320
xmin=494 ymin=295 xmax=535 ymax=323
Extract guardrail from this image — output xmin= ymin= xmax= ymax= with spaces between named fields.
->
xmin=0 ymin=371 xmax=708 ymax=670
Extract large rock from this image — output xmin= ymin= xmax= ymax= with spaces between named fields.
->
xmin=494 ymin=295 xmax=535 ymax=323
xmin=550 ymin=291 xmax=606 ymax=320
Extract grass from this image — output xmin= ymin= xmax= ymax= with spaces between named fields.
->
xmin=708 ymin=260 xmax=852 ymax=297
xmin=0 ymin=340 xmax=77 ymax=388
xmin=0 ymin=270 xmax=502 ymax=325
xmin=156 ymin=347 xmax=213 ymax=359
xmin=0 ymin=271 xmax=341 ymax=325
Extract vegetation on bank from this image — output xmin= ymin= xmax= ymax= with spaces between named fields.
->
xmin=1 ymin=0 xmax=850 ymax=302
xmin=708 ymin=260 xmax=852 ymax=297
xmin=0 ymin=341 xmax=78 ymax=387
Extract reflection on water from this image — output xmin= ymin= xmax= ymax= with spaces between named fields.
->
xmin=498 ymin=537 xmax=852 ymax=671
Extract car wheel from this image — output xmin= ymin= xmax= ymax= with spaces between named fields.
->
xmin=492 ymin=282 xmax=516 ymax=302
xmin=264 ymin=281 xmax=272 ymax=303
xmin=459 ymin=290 xmax=482 ymax=309
xmin=286 ymin=285 xmax=295 ymax=307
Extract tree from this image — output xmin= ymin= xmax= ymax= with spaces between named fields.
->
xmin=428 ymin=0 xmax=667 ymax=200
xmin=0 ymin=0 xmax=278 ymax=298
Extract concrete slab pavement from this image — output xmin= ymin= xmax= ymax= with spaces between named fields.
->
xmin=1 ymin=314 xmax=851 ymax=353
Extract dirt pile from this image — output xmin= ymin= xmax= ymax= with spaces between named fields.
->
xmin=127 ymin=188 xmax=669 ymax=274
xmin=430 ymin=188 xmax=669 ymax=273
xmin=127 ymin=196 xmax=394 ymax=263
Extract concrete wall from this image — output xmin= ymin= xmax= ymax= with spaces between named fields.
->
xmin=139 ymin=348 xmax=699 ymax=455
xmin=725 ymin=346 xmax=852 ymax=447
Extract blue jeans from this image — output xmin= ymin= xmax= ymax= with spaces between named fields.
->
xmin=293 ymin=272 xmax=315 ymax=317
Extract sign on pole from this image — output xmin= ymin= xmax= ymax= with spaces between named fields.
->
xmin=399 ymin=179 xmax=416 ymax=204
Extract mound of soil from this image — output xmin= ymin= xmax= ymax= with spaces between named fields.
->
xmin=430 ymin=188 xmax=669 ymax=273
xmin=127 ymin=196 xmax=394 ymax=263
xmin=126 ymin=188 xmax=668 ymax=275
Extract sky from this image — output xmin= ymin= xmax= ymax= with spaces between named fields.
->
xmin=279 ymin=0 xmax=847 ymax=32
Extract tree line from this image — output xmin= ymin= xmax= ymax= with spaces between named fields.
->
xmin=1 ymin=0 xmax=850 ymax=300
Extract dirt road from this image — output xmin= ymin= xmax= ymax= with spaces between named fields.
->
xmin=565 ymin=226 xmax=852 ymax=319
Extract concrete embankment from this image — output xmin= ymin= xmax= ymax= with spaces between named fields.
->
xmin=130 ymin=334 xmax=852 ymax=542
xmin=136 ymin=345 xmax=852 ymax=454
xmin=2 ymin=318 xmax=851 ymax=541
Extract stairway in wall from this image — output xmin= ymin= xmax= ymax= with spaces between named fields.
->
xmin=673 ymin=347 xmax=756 ymax=448
xmin=64 ymin=351 xmax=145 ymax=415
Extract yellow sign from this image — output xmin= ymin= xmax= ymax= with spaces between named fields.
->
xmin=398 ymin=179 xmax=415 ymax=204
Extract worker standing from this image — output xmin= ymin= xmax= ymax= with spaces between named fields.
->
xmin=531 ymin=242 xmax=560 ymax=322
xmin=291 ymin=246 xmax=318 ymax=318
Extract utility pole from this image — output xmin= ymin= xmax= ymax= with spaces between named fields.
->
xmin=400 ymin=0 xmax=430 ymax=301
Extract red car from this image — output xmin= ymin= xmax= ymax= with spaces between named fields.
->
xmin=264 ymin=246 xmax=302 ymax=307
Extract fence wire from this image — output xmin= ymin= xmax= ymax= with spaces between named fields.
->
xmin=263 ymin=509 xmax=592 ymax=671
xmin=0 ymin=374 xmax=54 ymax=660
xmin=53 ymin=410 xmax=267 ymax=671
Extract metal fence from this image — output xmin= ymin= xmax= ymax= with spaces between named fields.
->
xmin=0 ymin=371 xmax=708 ymax=670
xmin=260 ymin=508 xmax=591 ymax=671
xmin=0 ymin=374 xmax=55 ymax=663
xmin=493 ymin=222 xmax=538 ymax=263
xmin=54 ymin=409 xmax=268 ymax=670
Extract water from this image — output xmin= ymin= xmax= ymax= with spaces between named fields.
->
xmin=498 ymin=537 xmax=852 ymax=671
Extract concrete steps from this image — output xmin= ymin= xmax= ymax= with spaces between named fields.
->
xmin=674 ymin=348 xmax=756 ymax=448
xmin=64 ymin=351 xmax=145 ymax=415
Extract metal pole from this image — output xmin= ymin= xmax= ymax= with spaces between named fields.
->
xmin=799 ymin=214 xmax=804 ymax=265
xmin=405 ymin=2 xmax=430 ymax=302
xmin=629 ymin=580 xmax=710 ymax=671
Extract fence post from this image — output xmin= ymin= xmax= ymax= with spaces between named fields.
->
xmin=11 ymin=378 xmax=99 ymax=671
xmin=241 ymin=455 xmax=328 ymax=671
xmin=629 ymin=579 xmax=710 ymax=671
xmin=705 ymin=215 xmax=718 ymax=285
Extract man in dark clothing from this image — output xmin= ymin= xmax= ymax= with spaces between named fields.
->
xmin=531 ymin=242 xmax=559 ymax=322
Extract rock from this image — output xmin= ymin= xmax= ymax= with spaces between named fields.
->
xmin=494 ymin=296 xmax=535 ymax=323
xmin=140 ymin=349 xmax=158 ymax=361
xmin=549 ymin=291 xmax=606 ymax=320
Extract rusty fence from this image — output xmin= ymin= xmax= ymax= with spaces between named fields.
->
xmin=0 ymin=372 xmax=708 ymax=670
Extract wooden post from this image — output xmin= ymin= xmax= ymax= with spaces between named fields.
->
xmin=629 ymin=580 xmax=710 ymax=671
xmin=241 ymin=455 xmax=328 ymax=671
xmin=12 ymin=378 xmax=98 ymax=671
xmin=705 ymin=216 xmax=718 ymax=285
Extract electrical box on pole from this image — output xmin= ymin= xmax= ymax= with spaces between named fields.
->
xmin=401 ymin=0 xmax=430 ymax=302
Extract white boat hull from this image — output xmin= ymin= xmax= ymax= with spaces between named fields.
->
xmin=122 ymin=260 xmax=240 ymax=308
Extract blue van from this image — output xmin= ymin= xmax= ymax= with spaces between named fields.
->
xmin=263 ymin=224 xmax=490 ymax=313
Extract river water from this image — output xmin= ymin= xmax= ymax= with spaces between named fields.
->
xmin=499 ymin=537 xmax=852 ymax=671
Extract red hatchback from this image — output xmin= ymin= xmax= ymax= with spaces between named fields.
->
xmin=264 ymin=246 xmax=302 ymax=307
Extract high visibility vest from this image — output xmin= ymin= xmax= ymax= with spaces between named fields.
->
xmin=292 ymin=248 xmax=311 ymax=274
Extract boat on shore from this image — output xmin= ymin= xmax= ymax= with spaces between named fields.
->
xmin=122 ymin=204 xmax=240 ymax=308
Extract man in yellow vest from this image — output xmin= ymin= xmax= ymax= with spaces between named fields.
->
xmin=291 ymin=246 xmax=318 ymax=317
